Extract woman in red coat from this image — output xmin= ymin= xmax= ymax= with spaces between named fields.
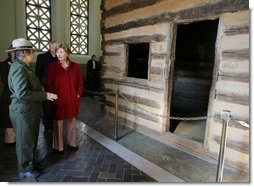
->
xmin=47 ymin=43 xmax=83 ymax=152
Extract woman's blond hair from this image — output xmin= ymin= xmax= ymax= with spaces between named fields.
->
xmin=56 ymin=43 xmax=70 ymax=54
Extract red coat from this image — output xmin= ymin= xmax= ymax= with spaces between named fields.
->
xmin=46 ymin=60 xmax=84 ymax=120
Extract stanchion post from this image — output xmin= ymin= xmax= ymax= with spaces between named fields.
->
xmin=114 ymin=89 xmax=119 ymax=141
xmin=216 ymin=110 xmax=231 ymax=182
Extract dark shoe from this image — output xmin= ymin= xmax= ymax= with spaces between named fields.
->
xmin=4 ymin=142 xmax=16 ymax=147
xmin=53 ymin=149 xmax=64 ymax=154
xmin=18 ymin=171 xmax=40 ymax=179
xmin=68 ymin=145 xmax=79 ymax=151
xmin=34 ymin=162 xmax=45 ymax=171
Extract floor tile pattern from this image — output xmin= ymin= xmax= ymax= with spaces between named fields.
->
xmin=0 ymin=124 xmax=156 ymax=182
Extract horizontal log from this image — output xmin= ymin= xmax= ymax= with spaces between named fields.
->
xmin=103 ymin=34 xmax=167 ymax=45
xmin=102 ymin=65 xmax=123 ymax=73
xmin=102 ymin=0 xmax=164 ymax=17
xmin=117 ymin=92 xmax=161 ymax=109
xmin=216 ymin=94 xmax=249 ymax=106
xmin=151 ymin=53 xmax=167 ymax=59
xmin=105 ymin=105 xmax=163 ymax=131
xmin=213 ymin=136 xmax=249 ymax=155
xmin=104 ymin=44 xmax=126 ymax=55
xmin=223 ymin=10 xmax=249 ymax=28
xmin=222 ymin=49 xmax=249 ymax=60
xmin=219 ymin=59 xmax=249 ymax=76
xmin=103 ymin=57 xmax=126 ymax=67
xmin=212 ymin=100 xmax=249 ymax=120
xmin=213 ymin=117 xmax=249 ymax=131
xmin=102 ymin=0 xmax=130 ymax=12
xmin=103 ymin=51 xmax=122 ymax=57
xmin=221 ymin=34 xmax=249 ymax=51
xmin=224 ymin=26 xmax=249 ymax=36
xmin=102 ymin=77 xmax=165 ymax=92
xmin=215 ymin=79 xmax=249 ymax=97
xmin=149 ymin=75 xmax=166 ymax=86
xmin=104 ymin=110 xmax=164 ymax=133
xmin=219 ymin=74 xmax=249 ymax=83
xmin=150 ymin=67 xmax=164 ymax=76
xmin=102 ymin=0 xmax=248 ymax=33
xmin=105 ymin=101 xmax=160 ymax=123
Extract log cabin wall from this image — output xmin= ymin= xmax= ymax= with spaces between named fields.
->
xmin=205 ymin=10 xmax=249 ymax=172
xmin=100 ymin=0 xmax=249 ymax=172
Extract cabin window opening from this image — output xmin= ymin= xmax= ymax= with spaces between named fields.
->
xmin=127 ymin=43 xmax=149 ymax=79
xmin=169 ymin=19 xmax=219 ymax=143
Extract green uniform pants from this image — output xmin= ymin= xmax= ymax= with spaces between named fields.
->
xmin=9 ymin=103 xmax=41 ymax=173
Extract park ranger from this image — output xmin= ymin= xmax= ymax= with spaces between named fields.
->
xmin=6 ymin=38 xmax=58 ymax=179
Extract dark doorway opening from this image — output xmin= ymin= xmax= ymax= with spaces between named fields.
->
xmin=169 ymin=19 xmax=219 ymax=142
xmin=127 ymin=43 xmax=149 ymax=79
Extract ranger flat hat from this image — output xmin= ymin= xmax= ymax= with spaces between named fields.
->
xmin=5 ymin=38 xmax=41 ymax=53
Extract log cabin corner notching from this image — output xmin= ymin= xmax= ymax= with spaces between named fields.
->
xmin=100 ymin=0 xmax=249 ymax=172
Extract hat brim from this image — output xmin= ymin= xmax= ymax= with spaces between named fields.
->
xmin=5 ymin=48 xmax=41 ymax=53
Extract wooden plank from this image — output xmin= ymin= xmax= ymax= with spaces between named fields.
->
xmin=222 ymin=49 xmax=249 ymax=60
xmin=207 ymin=141 xmax=249 ymax=172
xmin=102 ymin=0 xmax=248 ymax=33
xmin=103 ymin=57 xmax=125 ymax=67
xmin=102 ymin=65 xmax=124 ymax=73
xmin=150 ymin=42 xmax=169 ymax=54
xmin=223 ymin=11 xmax=249 ymax=28
xmin=219 ymin=59 xmax=249 ymax=75
xmin=105 ymin=105 xmax=163 ymax=132
xmin=213 ymin=136 xmax=249 ymax=155
xmin=150 ymin=53 xmax=167 ymax=59
xmin=103 ymin=0 xmax=211 ymax=29
xmin=102 ymin=77 xmax=165 ymax=91
xmin=105 ymin=101 xmax=160 ymax=123
xmin=149 ymin=75 xmax=166 ymax=85
xmin=104 ymin=23 xmax=170 ymax=41
xmin=151 ymin=58 xmax=166 ymax=68
xmin=212 ymin=100 xmax=249 ymax=121
xmin=104 ymin=34 xmax=167 ymax=45
xmin=224 ymin=26 xmax=249 ymax=36
xmin=101 ymin=71 xmax=123 ymax=79
xmin=103 ymin=51 xmax=122 ymax=57
xmin=213 ymin=118 xmax=249 ymax=131
xmin=103 ymin=82 xmax=164 ymax=100
xmin=216 ymin=94 xmax=249 ymax=106
xmin=215 ymin=80 xmax=249 ymax=100
xmin=104 ymin=44 xmax=126 ymax=58
xmin=103 ymin=0 xmax=164 ymax=17
xmin=221 ymin=34 xmax=249 ymax=51
xmin=150 ymin=67 xmax=164 ymax=76
xmin=114 ymin=92 xmax=161 ymax=109
xmin=219 ymin=74 xmax=249 ymax=83
xmin=103 ymin=0 xmax=130 ymax=11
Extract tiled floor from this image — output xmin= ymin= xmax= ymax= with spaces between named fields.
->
xmin=0 ymin=124 xmax=156 ymax=182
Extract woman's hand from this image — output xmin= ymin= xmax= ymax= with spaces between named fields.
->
xmin=46 ymin=92 xmax=58 ymax=101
